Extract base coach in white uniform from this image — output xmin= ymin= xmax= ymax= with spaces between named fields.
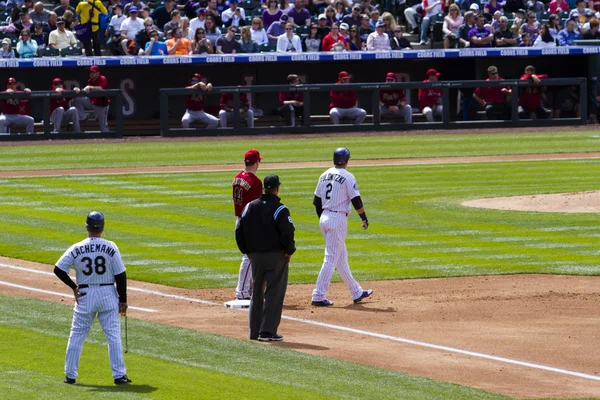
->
xmin=54 ymin=211 xmax=132 ymax=385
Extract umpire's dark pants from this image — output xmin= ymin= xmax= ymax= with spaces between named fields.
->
xmin=248 ymin=251 xmax=288 ymax=339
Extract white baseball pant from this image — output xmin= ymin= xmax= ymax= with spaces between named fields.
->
xmin=329 ymin=107 xmax=367 ymax=125
xmin=0 ymin=114 xmax=35 ymax=134
xmin=235 ymin=254 xmax=252 ymax=299
xmin=404 ymin=4 xmax=420 ymax=31
xmin=380 ymin=104 xmax=413 ymax=123
xmin=422 ymin=105 xmax=443 ymax=122
xmin=312 ymin=211 xmax=364 ymax=302
xmin=181 ymin=110 xmax=219 ymax=129
xmin=74 ymin=97 xmax=110 ymax=132
xmin=51 ymin=107 xmax=81 ymax=133
xmin=219 ymin=109 xmax=255 ymax=128
xmin=65 ymin=285 xmax=126 ymax=380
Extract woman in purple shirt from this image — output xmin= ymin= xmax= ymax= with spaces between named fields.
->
xmin=483 ymin=0 xmax=503 ymax=14
xmin=519 ymin=11 xmax=539 ymax=37
xmin=262 ymin=0 xmax=283 ymax=29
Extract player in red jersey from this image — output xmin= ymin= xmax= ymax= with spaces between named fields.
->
xmin=50 ymin=78 xmax=81 ymax=133
xmin=518 ymin=65 xmax=550 ymax=119
xmin=278 ymin=74 xmax=304 ymax=127
xmin=232 ymin=149 xmax=263 ymax=300
xmin=0 ymin=77 xmax=34 ymax=134
xmin=418 ymin=69 xmax=443 ymax=123
xmin=182 ymin=73 xmax=219 ymax=129
xmin=73 ymin=66 xmax=110 ymax=132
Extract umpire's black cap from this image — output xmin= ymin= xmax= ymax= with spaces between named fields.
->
xmin=264 ymin=174 xmax=281 ymax=189
xmin=86 ymin=211 xmax=105 ymax=230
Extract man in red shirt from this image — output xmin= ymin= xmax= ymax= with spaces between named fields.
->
xmin=379 ymin=72 xmax=412 ymax=124
xmin=472 ymin=65 xmax=511 ymax=120
xmin=50 ymin=78 xmax=81 ymax=133
xmin=278 ymin=74 xmax=304 ymax=127
xmin=219 ymin=90 xmax=254 ymax=128
xmin=0 ymin=77 xmax=34 ymax=134
xmin=321 ymin=23 xmax=348 ymax=51
xmin=417 ymin=69 xmax=443 ymax=122
xmin=329 ymin=71 xmax=366 ymax=125
xmin=73 ymin=66 xmax=110 ymax=132
xmin=518 ymin=65 xmax=550 ymax=119
xmin=232 ymin=149 xmax=263 ymax=300
xmin=182 ymin=73 xmax=219 ymax=129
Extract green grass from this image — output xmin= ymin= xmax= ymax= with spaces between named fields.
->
xmin=0 ymin=294 xmax=509 ymax=400
xmin=0 ymin=130 xmax=600 ymax=171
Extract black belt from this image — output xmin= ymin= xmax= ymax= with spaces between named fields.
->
xmin=327 ymin=210 xmax=348 ymax=216
xmin=78 ymin=283 xmax=113 ymax=289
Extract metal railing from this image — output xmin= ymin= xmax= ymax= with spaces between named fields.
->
xmin=159 ymin=78 xmax=587 ymax=136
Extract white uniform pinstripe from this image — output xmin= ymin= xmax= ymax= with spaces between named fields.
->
xmin=55 ymin=237 xmax=127 ymax=380
xmin=235 ymin=217 xmax=252 ymax=298
xmin=312 ymin=167 xmax=365 ymax=301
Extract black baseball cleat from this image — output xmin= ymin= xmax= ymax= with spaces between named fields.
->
xmin=311 ymin=298 xmax=334 ymax=307
xmin=114 ymin=375 xmax=132 ymax=385
xmin=353 ymin=289 xmax=373 ymax=304
xmin=258 ymin=333 xmax=283 ymax=342
xmin=64 ymin=377 xmax=76 ymax=384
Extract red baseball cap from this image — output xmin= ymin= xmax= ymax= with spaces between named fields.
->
xmin=90 ymin=65 xmax=100 ymax=73
xmin=426 ymin=69 xmax=440 ymax=77
xmin=52 ymin=78 xmax=63 ymax=85
xmin=338 ymin=71 xmax=350 ymax=79
xmin=244 ymin=149 xmax=263 ymax=164
xmin=385 ymin=72 xmax=396 ymax=81
xmin=7 ymin=77 xmax=16 ymax=84
xmin=192 ymin=73 xmax=202 ymax=81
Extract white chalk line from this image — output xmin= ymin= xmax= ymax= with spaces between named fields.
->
xmin=1 ymin=263 xmax=599 ymax=382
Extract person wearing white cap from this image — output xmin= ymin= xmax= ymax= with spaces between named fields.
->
xmin=366 ymin=20 xmax=390 ymax=50
xmin=469 ymin=3 xmax=480 ymax=11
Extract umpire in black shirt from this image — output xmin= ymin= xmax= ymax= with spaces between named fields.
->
xmin=236 ymin=174 xmax=296 ymax=342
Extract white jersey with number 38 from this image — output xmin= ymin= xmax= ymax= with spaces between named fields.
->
xmin=56 ymin=237 xmax=126 ymax=286
xmin=314 ymin=167 xmax=360 ymax=213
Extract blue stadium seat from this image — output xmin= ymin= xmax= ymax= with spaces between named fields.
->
xmin=60 ymin=46 xmax=83 ymax=56
xmin=259 ymin=42 xmax=276 ymax=52
xmin=38 ymin=47 xmax=60 ymax=57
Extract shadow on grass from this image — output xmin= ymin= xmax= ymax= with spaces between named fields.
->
xmin=78 ymin=383 xmax=157 ymax=394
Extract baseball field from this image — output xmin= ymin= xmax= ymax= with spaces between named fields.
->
xmin=1 ymin=128 xmax=599 ymax=399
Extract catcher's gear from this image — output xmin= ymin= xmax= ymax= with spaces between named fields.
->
xmin=86 ymin=211 xmax=105 ymax=230
xmin=333 ymin=147 xmax=350 ymax=165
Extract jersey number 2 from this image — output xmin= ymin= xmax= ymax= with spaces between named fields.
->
xmin=81 ymin=256 xmax=107 ymax=276
xmin=325 ymin=183 xmax=333 ymax=200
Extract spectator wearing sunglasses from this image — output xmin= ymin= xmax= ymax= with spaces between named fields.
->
xmin=216 ymin=25 xmax=240 ymax=53
xmin=191 ymin=27 xmax=214 ymax=53
xmin=250 ymin=17 xmax=268 ymax=45
xmin=277 ymin=22 xmax=302 ymax=52
xmin=16 ymin=28 xmax=37 ymax=58
xmin=144 ymin=29 xmax=167 ymax=54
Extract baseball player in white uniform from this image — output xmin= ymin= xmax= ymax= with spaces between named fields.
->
xmin=53 ymin=211 xmax=132 ymax=385
xmin=311 ymin=147 xmax=372 ymax=306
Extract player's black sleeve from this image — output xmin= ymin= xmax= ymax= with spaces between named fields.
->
xmin=115 ymin=271 xmax=127 ymax=303
xmin=235 ymin=216 xmax=248 ymax=254
xmin=351 ymin=196 xmax=364 ymax=210
xmin=54 ymin=266 xmax=77 ymax=290
xmin=276 ymin=206 xmax=296 ymax=255
xmin=313 ymin=195 xmax=323 ymax=217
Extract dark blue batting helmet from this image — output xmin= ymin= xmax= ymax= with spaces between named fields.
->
xmin=86 ymin=211 xmax=105 ymax=230
xmin=333 ymin=147 xmax=350 ymax=165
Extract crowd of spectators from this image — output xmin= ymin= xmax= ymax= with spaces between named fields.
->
xmin=0 ymin=0 xmax=598 ymax=57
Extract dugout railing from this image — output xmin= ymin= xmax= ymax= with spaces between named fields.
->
xmin=159 ymin=77 xmax=587 ymax=136
xmin=0 ymin=89 xmax=124 ymax=140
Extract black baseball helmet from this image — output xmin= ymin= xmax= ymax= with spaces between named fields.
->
xmin=86 ymin=211 xmax=105 ymax=230
xmin=333 ymin=147 xmax=350 ymax=165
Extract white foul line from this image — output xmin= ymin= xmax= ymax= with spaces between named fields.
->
xmin=1 ymin=263 xmax=599 ymax=382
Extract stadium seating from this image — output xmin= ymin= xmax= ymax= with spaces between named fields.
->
xmin=259 ymin=42 xmax=276 ymax=52
xmin=60 ymin=46 xmax=83 ymax=56
xmin=38 ymin=47 xmax=60 ymax=57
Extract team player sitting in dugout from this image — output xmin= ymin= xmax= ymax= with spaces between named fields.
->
xmin=181 ymin=73 xmax=219 ymax=129
xmin=329 ymin=71 xmax=366 ymax=125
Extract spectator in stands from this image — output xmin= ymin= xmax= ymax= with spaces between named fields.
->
xmin=358 ymin=0 xmax=374 ymax=16
xmin=510 ymin=8 xmax=526 ymax=35
xmin=418 ymin=69 xmax=443 ymax=122
xmin=277 ymin=22 xmax=302 ymax=51
xmin=473 ymin=65 xmax=511 ymax=120
xmin=76 ymin=0 xmax=106 ymax=57
xmin=494 ymin=16 xmax=518 ymax=46
xmin=9 ymin=8 xmax=22 ymax=24
xmin=583 ymin=18 xmax=600 ymax=38
xmin=570 ymin=0 xmax=593 ymax=22
xmin=0 ymin=38 xmax=15 ymax=58
xmin=347 ymin=25 xmax=364 ymax=50
xmin=342 ymin=4 xmax=362 ymax=27
xmin=547 ymin=13 xmax=561 ymax=39
xmin=590 ymin=0 xmax=600 ymax=11
xmin=322 ymin=22 xmax=348 ymax=50
xmin=339 ymin=22 xmax=349 ymax=38
xmin=324 ymin=5 xmax=336 ymax=26
xmin=189 ymin=8 xmax=207 ymax=40
xmin=317 ymin=13 xmax=331 ymax=37
xmin=369 ymin=9 xmax=379 ymax=29
xmin=519 ymin=11 xmax=539 ymax=37
xmin=419 ymin=0 xmax=444 ymax=45
xmin=151 ymin=0 xmax=176 ymax=31
xmin=490 ymin=10 xmax=502 ymax=30
xmin=163 ymin=9 xmax=181 ymax=33
xmin=143 ymin=29 xmax=166 ymax=54
xmin=29 ymin=1 xmax=49 ymax=24
xmin=334 ymin=1 xmax=345 ymax=21
xmin=287 ymin=0 xmax=311 ymax=27
xmin=62 ymin=10 xmax=74 ymax=30
xmin=180 ymin=16 xmax=190 ymax=38
xmin=312 ymin=0 xmax=330 ymax=14
xmin=358 ymin=13 xmax=372 ymax=41
xmin=390 ymin=25 xmax=412 ymax=49
xmin=205 ymin=0 xmax=222 ymax=26
xmin=251 ymin=17 xmax=268 ymax=44
xmin=303 ymin=23 xmax=322 ymax=50
xmin=74 ymin=66 xmax=110 ymax=132
xmin=279 ymin=74 xmax=304 ymax=127
xmin=182 ymin=73 xmax=219 ymax=129
xmin=457 ymin=11 xmax=476 ymax=47
xmin=0 ymin=11 xmax=32 ymax=33
xmin=239 ymin=25 xmax=259 ymax=52
xmin=381 ymin=12 xmax=397 ymax=38
xmin=379 ymin=72 xmax=412 ymax=124
xmin=204 ymin=15 xmax=221 ymax=44
xmin=222 ymin=0 xmax=246 ymax=28
xmin=124 ymin=0 xmax=144 ymax=16
xmin=6 ymin=0 xmax=23 ymax=14
xmin=108 ymin=4 xmax=125 ymax=37
xmin=191 ymin=27 xmax=214 ymax=53
xmin=49 ymin=78 xmax=81 ymax=133
xmin=53 ymin=0 xmax=75 ymax=17
xmin=519 ymin=31 xmax=533 ymax=45
xmin=559 ymin=18 xmax=582 ymax=43
xmin=121 ymin=6 xmax=144 ymax=53
xmin=47 ymin=12 xmax=58 ymax=32
xmin=167 ymin=27 xmax=192 ymax=53
xmin=267 ymin=13 xmax=288 ymax=45
xmin=518 ymin=65 xmax=549 ymax=119
xmin=215 ymin=0 xmax=228 ymax=14
xmin=548 ymin=0 xmax=569 ymax=13
xmin=16 ymin=28 xmax=37 ymax=57
xmin=219 ymin=90 xmax=254 ymax=128
xmin=533 ymin=23 xmax=558 ymax=45
xmin=483 ymin=0 xmax=503 ymax=14
xmin=133 ymin=17 xmax=155 ymax=53
xmin=140 ymin=5 xmax=151 ymax=20
xmin=443 ymin=4 xmax=463 ymax=48
xmin=31 ymin=22 xmax=47 ymax=46
xmin=280 ymin=0 xmax=293 ymax=12
xmin=528 ymin=0 xmax=546 ymax=14
xmin=469 ymin=14 xmax=494 ymax=47
xmin=262 ymin=0 xmax=282 ymax=29
xmin=0 ymin=77 xmax=34 ymax=134
xmin=329 ymin=71 xmax=366 ymax=125
xmin=553 ymin=85 xmax=580 ymax=118
xmin=403 ymin=0 xmax=421 ymax=34
xmin=216 ymin=25 xmax=239 ymax=53
xmin=366 ymin=20 xmax=390 ymax=50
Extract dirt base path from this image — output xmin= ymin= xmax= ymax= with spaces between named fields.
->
xmin=1 ymin=257 xmax=599 ymax=399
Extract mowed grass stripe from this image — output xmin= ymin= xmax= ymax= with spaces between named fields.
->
xmin=0 ymin=159 xmax=599 ymax=287
xmin=0 ymin=131 xmax=600 ymax=171
xmin=0 ymin=295 xmax=509 ymax=400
